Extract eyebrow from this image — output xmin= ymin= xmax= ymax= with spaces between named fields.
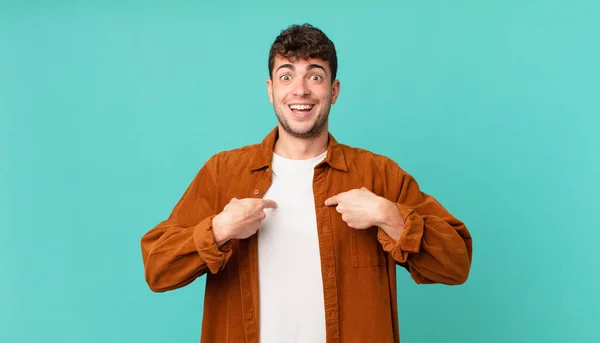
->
xmin=307 ymin=64 xmax=327 ymax=74
xmin=276 ymin=63 xmax=328 ymax=74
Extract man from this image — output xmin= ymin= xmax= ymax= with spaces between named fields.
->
xmin=141 ymin=23 xmax=472 ymax=343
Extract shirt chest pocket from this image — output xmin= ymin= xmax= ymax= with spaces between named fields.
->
xmin=350 ymin=227 xmax=387 ymax=268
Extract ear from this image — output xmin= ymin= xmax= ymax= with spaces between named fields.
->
xmin=331 ymin=79 xmax=341 ymax=104
xmin=266 ymin=78 xmax=274 ymax=104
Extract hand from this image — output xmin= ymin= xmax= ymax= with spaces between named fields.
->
xmin=324 ymin=187 xmax=386 ymax=229
xmin=212 ymin=198 xmax=278 ymax=245
xmin=325 ymin=187 xmax=404 ymax=240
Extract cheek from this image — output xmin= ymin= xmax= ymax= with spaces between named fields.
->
xmin=273 ymin=90 xmax=289 ymax=105
xmin=315 ymin=87 xmax=332 ymax=102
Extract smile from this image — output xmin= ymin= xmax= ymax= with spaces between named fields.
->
xmin=289 ymin=104 xmax=314 ymax=111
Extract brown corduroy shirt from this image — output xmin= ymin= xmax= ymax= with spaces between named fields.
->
xmin=141 ymin=127 xmax=472 ymax=343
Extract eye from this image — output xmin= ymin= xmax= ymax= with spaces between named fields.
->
xmin=280 ymin=74 xmax=292 ymax=81
xmin=309 ymin=74 xmax=323 ymax=81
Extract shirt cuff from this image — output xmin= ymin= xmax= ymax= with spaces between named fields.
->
xmin=377 ymin=203 xmax=425 ymax=263
xmin=193 ymin=215 xmax=233 ymax=274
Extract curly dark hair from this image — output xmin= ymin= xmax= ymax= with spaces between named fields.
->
xmin=268 ymin=24 xmax=338 ymax=83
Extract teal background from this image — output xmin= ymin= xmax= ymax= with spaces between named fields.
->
xmin=2 ymin=1 xmax=599 ymax=342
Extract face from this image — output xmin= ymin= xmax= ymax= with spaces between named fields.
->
xmin=267 ymin=55 xmax=340 ymax=139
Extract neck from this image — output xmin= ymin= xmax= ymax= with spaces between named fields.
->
xmin=273 ymin=125 xmax=329 ymax=160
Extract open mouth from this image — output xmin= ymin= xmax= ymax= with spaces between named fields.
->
xmin=289 ymin=104 xmax=315 ymax=116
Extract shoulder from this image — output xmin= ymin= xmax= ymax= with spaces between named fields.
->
xmin=203 ymin=141 xmax=262 ymax=171
xmin=339 ymin=143 xmax=406 ymax=174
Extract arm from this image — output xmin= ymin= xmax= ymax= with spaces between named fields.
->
xmin=140 ymin=155 xmax=233 ymax=293
xmin=377 ymin=167 xmax=473 ymax=285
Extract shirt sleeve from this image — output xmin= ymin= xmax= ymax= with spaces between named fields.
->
xmin=140 ymin=155 xmax=233 ymax=292
xmin=377 ymin=165 xmax=473 ymax=285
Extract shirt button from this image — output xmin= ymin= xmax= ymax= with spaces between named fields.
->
xmin=254 ymin=190 xmax=260 ymax=195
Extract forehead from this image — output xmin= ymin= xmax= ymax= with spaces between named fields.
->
xmin=273 ymin=55 xmax=330 ymax=73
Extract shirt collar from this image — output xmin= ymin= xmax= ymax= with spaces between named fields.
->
xmin=249 ymin=127 xmax=348 ymax=172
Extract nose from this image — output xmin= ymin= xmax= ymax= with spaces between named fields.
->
xmin=292 ymin=78 xmax=311 ymax=97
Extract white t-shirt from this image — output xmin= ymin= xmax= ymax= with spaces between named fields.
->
xmin=258 ymin=151 xmax=328 ymax=343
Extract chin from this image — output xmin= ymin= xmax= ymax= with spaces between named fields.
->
xmin=276 ymin=110 xmax=327 ymax=138
xmin=289 ymin=124 xmax=325 ymax=138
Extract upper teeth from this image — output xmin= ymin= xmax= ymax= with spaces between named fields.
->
xmin=290 ymin=104 xmax=313 ymax=110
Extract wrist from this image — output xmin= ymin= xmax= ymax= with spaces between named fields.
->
xmin=375 ymin=198 xmax=404 ymax=241
xmin=212 ymin=214 xmax=232 ymax=247
xmin=373 ymin=197 xmax=394 ymax=226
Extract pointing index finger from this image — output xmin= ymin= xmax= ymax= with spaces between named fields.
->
xmin=324 ymin=195 xmax=338 ymax=206
xmin=262 ymin=199 xmax=278 ymax=209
